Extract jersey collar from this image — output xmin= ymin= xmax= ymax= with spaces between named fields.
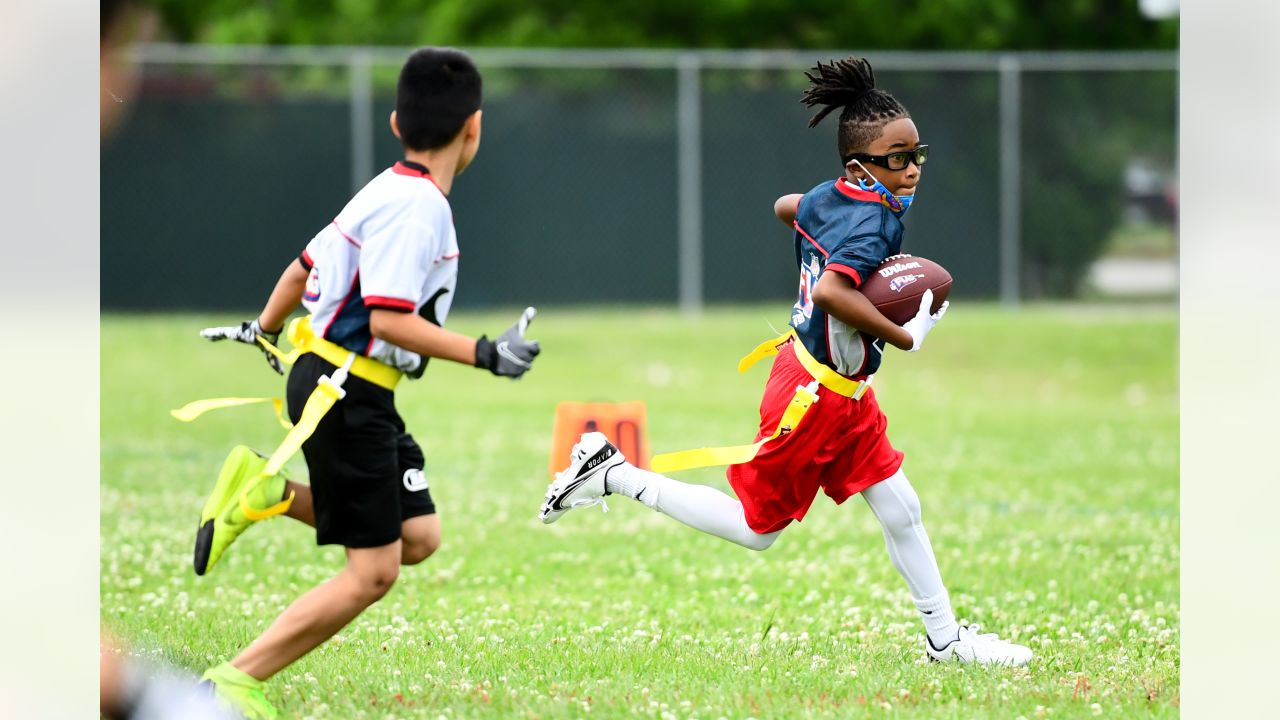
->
xmin=392 ymin=160 xmax=432 ymax=178
xmin=834 ymin=177 xmax=885 ymax=204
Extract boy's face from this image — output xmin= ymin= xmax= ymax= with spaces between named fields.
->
xmin=846 ymin=117 xmax=922 ymax=197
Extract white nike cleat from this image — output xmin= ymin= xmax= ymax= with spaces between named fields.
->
xmin=539 ymin=432 xmax=624 ymax=524
xmin=925 ymin=625 xmax=1033 ymax=667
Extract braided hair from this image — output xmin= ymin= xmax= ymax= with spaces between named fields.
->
xmin=801 ymin=57 xmax=910 ymax=163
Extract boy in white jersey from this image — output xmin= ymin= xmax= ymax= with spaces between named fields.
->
xmin=192 ymin=48 xmax=541 ymax=719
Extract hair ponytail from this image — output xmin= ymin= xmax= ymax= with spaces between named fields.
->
xmin=801 ymin=58 xmax=878 ymax=128
xmin=800 ymin=57 xmax=910 ymax=159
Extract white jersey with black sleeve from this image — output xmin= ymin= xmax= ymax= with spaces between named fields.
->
xmin=298 ymin=161 xmax=459 ymax=375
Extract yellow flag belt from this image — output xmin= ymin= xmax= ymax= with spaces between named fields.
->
xmin=649 ymin=331 xmax=871 ymax=474
xmin=171 ymin=315 xmax=404 ymax=520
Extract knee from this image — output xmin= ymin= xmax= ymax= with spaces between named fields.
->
xmin=401 ymin=532 xmax=441 ymax=566
xmin=875 ymin=487 xmax=923 ymax=539
xmin=740 ymin=529 xmax=780 ymax=552
xmin=349 ymin=563 xmax=400 ymax=604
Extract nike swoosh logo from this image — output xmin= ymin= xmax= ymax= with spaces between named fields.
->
xmin=496 ymin=341 xmax=531 ymax=368
xmin=550 ymin=476 xmax=591 ymax=511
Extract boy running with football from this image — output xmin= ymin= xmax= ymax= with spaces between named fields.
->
xmin=541 ymin=57 xmax=1032 ymax=667
xmin=193 ymin=48 xmax=541 ymax=718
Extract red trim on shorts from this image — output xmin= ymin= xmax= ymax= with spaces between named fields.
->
xmin=824 ymin=263 xmax=862 ymax=287
xmin=364 ymin=296 xmax=416 ymax=311
xmin=331 ymin=220 xmax=361 ymax=249
xmin=794 ymin=221 xmax=829 ymax=258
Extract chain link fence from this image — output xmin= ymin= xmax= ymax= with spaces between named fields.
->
xmin=102 ymin=45 xmax=1176 ymax=312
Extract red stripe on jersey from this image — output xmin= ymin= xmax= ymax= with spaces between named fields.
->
xmin=834 ymin=177 xmax=884 ymax=204
xmin=364 ymin=296 xmax=416 ymax=311
xmin=299 ymin=250 xmax=314 ymax=270
xmin=433 ymin=252 xmax=460 ymax=265
xmin=794 ymin=221 xmax=829 ymax=258
xmin=331 ymin=220 xmax=361 ymax=249
xmin=824 ymin=263 xmax=863 ymax=287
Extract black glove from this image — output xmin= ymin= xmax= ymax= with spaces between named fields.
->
xmin=475 ymin=307 xmax=540 ymax=379
xmin=200 ymin=318 xmax=284 ymax=375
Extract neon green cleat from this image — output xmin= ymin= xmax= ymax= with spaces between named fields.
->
xmin=193 ymin=446 xmax=289 ymax=576
xmin=201 ymin=662 xmax=279 ymax=719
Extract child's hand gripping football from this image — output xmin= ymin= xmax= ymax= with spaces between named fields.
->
xmin=900 ymin=289 xmax=949 ymax=352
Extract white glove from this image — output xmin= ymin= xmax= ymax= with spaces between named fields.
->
xmin=200 ymin=318 xmax=284 ymax=374
xmin=900 ymin=289 xmax=949 ymax=352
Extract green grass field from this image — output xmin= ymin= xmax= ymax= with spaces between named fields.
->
xmin=101 ymin=304 xmax=1178 ymax=719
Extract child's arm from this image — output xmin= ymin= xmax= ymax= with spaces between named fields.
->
xmin=812 ymin=271 xmax=946 ymax=352
xmin=369 ymin=311 xmax=479 ymax=365
xmin=257 ymin=259 xmax=309 ymax=332
xmin=370 ymin=306 xmax=540 ymax=378
xmin=774 ymin=194 xmax=803 ymax=227
xmin=199 ymin=259 xmax=309 ymax=374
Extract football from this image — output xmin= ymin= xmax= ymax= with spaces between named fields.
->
xmin=858 ymin=254 xmax=952 ymax=325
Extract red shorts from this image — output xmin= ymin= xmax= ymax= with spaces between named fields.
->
xmin=726 ymin=342 xmax=905 ymax=534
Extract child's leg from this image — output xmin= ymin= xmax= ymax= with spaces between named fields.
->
xmin=606 ymin=464 xmax=780 ymax=551
xmin=282 ymin=482 xmax=440 ymax=566
xmin=283 ymin=480 xmax=316 ymax=526
xmin=229 ymin=540 xmax=402 ymax=681
xmin=860 ymin=469 xmax=960 ymax=646
xmin=398 ymin=513 xmax=441 ymax=565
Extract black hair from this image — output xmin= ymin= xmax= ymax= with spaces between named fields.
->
xmin=801 ymin=57 xmax=910 ymax=163
xmin=396 ymin=48 xmax=483 ymax=151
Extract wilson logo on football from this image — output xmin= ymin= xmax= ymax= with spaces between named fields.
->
xmin=877 ymin=261 xmax=923 ymax=278
xmin=889 ymin=274 xmax=924 ymax=293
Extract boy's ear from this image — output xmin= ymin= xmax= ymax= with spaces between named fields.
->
xmin=389 ymin=110 xmax=401 ymax=140
xmin=466 ymin=110 xmax=482 ymax=140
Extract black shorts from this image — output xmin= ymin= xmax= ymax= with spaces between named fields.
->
xmin=287 ymin=352 xmax=436 ymax=548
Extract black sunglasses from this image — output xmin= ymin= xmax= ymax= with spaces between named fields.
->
xmin=843 ymin=145 xmax=930 ymax=171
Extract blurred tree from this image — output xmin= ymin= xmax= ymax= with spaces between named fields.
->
xmin=1019 ymin=70 xmax=1177 ymax=296
xmin=149 ymin=0 xmax=1176 ymax=49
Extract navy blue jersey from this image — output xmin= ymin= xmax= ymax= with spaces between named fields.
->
xmin=789 ymin=177 xmax=904 ymax=378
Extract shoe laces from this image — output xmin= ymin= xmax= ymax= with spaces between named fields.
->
xmin=963 ymin=624 xmax=1006 ymax=645
xmin=569 ymin=497 xmax=609 ymax=513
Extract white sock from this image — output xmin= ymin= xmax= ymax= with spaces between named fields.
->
xmin=915 ymin=591 xmax=961 ymax=648
xmin=606 ymin=462 xmax=779 ymax=551
xmin=605 ymin=461 xmax=659 ymax=506
xmin=862 ymin=470 xmax=960 ymax=647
